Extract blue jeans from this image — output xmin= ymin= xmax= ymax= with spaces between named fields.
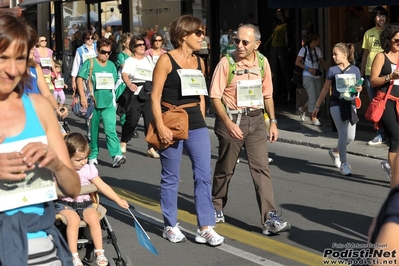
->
xmin=159 ymin=127 xmax=215 ymax=227
xmin=365 ymin=75 xmax=386 ymax=139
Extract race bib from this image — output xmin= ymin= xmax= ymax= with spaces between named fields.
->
xmin=335 ymin=74 xmax=356 ymax=92
xmin=0 ymin=136 xmax=56 ymax=211
xmin=95 ymin=73 xmax=114 ymax=90
xmin=236 ymin=79 xmax=263 ymax=107
xmin=200 ymin=40 xmax=208 ymax=50
xmin=391 ymin=64 xmax=399 ymax=86
xmin=54 ymin=78 xmax=64 ymax=89
xmin=82 ymin=51 xmax=97 ymax=63
xmin=40 ymin=58 xmax=52 ymax=67
xmin=135 ymin=68 xmax=153 ymax=81
xmin=177 ymin=69 xmax=208 ymax=96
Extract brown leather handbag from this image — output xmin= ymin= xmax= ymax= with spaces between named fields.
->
xmin=146 ymin=101 xmax=199 ymax=150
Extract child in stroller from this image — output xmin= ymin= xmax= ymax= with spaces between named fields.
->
xmin=55 ymin=132 xmax=129 ymax=266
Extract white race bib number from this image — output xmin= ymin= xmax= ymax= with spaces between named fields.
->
xmin=135 ymin=68 xmax=152 ymax=81
xmin=40 ymin=58 xmax=52 ymax=67
xmin=95 ymin=73 xmax=114 ymax=90
xmin=82 ymin=51 xmax=96 ymax=63
xmin=335 ymin=74 xmax=356 ymax=92
xmin=177 ymin=69 xmax=208 ymax=96
xmin=236 ymin=79 xmax=263 ymax=107
xmin=54 ymin=78 xmax=64 ymax=89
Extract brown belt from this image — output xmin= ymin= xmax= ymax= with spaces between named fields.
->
xmin=232 ymin=108 xmax=262 ymax=117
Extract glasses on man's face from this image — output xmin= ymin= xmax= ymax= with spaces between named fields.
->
xmin=194 ymin=29 xmax=204 ymax=37
xmin=99 ymin=50 xmax=112 ymax=55
xmin=39 ymin=39 xmax=47 ymax=42
xmin=233 ymin=38 xmax=256 ymax=47
xmin=86 ymin=36 xmax=94 ymax=40
xmin=134 ymin=43 xmax=146 ymax=48
xmin=154 ymin=39 xmax=163 ymax=43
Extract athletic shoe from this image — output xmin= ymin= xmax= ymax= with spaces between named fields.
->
xmin=263 ymin=210 xmax=291 ymax=235
xmin=339 ymin=162 xmax=352 ymax=176
xmin=268 ymin=157 xmax=273 ymax=163
xmin=298 ymin=107 xmax=306 ymax=121
xmin=215 ymin=210 xmax=225 ymax=223
xmin=381 ymin=161 xmax=392 ymax=180
xmin=162 ymin=224 xmax=186 ymax=243
xmin=88 ymin=158 xmax=98 ymax=165
xmin=112 ymin=155 xmax=126 ymax=168
xmin=195 ymin=227 xmax=224 ymax=246
xmin=367 ymin=135 xmax=385 ymax=145
xmin=311 ymin=118 xmax=321 ymax=126
xmin=328 ymin=149 xmax=340 ymax=168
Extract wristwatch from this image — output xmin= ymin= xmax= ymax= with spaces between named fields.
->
xmin=385 ymin=74 xmax=391 ymax=82
xmin=270 ymin=118 xmax=277 ymax=124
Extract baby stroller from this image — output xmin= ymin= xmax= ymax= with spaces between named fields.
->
xmin=55 ymin=184 xmax=132 ymax=266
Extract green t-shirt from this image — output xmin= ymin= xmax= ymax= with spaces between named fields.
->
xmin=362 ymin=27 xmax=383 ymax=76
xmin=78 ymin=58 xmax=118 ymax=108
xmin=115 ymin=51 xmax=131 ymax=70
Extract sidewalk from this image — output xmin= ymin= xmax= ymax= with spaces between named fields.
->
xmin=65 ymin=91 xmax=388 ymax=161
xmin=204 ymin=102 xmax=389 ymax=161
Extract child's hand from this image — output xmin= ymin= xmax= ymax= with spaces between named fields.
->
xmin=117 ymin=198 xmax=129 ymax=209
xmin=64 ymin=84 xmax=68 ymax=89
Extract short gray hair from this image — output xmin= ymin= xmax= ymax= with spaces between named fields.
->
xmin=239 ymin=24 xmax=261 ymax=41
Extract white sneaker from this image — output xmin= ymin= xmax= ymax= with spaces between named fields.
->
xmin=236 ymin=158 xmax=240 ymax=164
xmin=339 ymin=162 xmax=352 ymax=176
xmin=311 ymin=118 xmax=321 ymax=126
xmin=268 ymin=157 xmax=273 ymax=163
xmin=162 ymin=224 xmax=186 ymax=243
xmin=367 ymin=135 xmax=385 ymax=145
xmin=298 ymin=107 xmax=306 ymax=121
xmin=328 ymin=149 xmax=340 ymax=168
xmin=89 ymin=158 xmax=98 ymax=165
xmin=263 ymin=211 xmax=291 ymax=235
xmin=195 ymin=226 xmax=224 ymax=246
xmin=112 ymin=155 xmax=126 ymax=168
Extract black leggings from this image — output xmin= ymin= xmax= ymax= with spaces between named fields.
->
xmin=381 ymin=99 xmax=399 ymax=152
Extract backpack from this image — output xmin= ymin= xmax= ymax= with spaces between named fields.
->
xmin=225 ymin=51 xmax=266 ymax=86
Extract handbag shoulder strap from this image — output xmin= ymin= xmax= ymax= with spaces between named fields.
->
xmin=383 ymin=55 xmax=399 ymax=100
xmin=161 ymin=101 xmax=199 ymax=110
xmin=88 ymin=58 xmax=97 ymax=106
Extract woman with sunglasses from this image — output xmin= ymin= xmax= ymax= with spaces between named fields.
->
xmin=370 ymin=23 xmax=399 ymax=183
xmin=151 ymin=14 xmax=224 ymax=246
xmin=144 ymin=33 xmax=167 ymax=65
xmin=71 ymin=30 xmax=97 ymax=140
xmin=77 ymin=38 xmax=126 ymax=168
xmin=119 ymin=36 xmax=159 ymax=158
xmin=34 ymin=36 xmax=56 ymax=92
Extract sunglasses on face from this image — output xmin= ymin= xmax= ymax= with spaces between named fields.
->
xmin=134 ymin=43 xmax=146 ymax=48
xmin=154 ymin=39 xmax=163 ymax=42
xmin=233 ymin=38 xmax=255 ymax=46
xmin=86 ymin=36 xmax=94 ymax=40
xmin=194 ymin=29 xmax=204 ymax=37
xmin=99 ymin=50 xmax=112 ymax=55
xmin=39 ymin=39 xmax=47 ymax=42
xmin=392 ymin=39 xmax=399 ymax=43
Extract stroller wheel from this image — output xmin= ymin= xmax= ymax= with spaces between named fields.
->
xmin=109 ymin=254 xmax=132 ymax=266
xmin=121 ymin=255 xmax=132 ymax=266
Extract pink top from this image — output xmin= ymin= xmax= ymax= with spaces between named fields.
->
xmin=60 ymin=163 xmax=98 ymax=202
xmin=34 ymin=48 xmax=53 ymax=75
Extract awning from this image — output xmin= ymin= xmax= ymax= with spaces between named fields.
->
xmin=19 ymin=0 xmax=61 ymax=7
xmin=267 ymin=0 xmax=399 ymax=8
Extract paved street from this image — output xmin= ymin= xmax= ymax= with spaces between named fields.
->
xmin=62 ymin=99 xmax=391 ymax=266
